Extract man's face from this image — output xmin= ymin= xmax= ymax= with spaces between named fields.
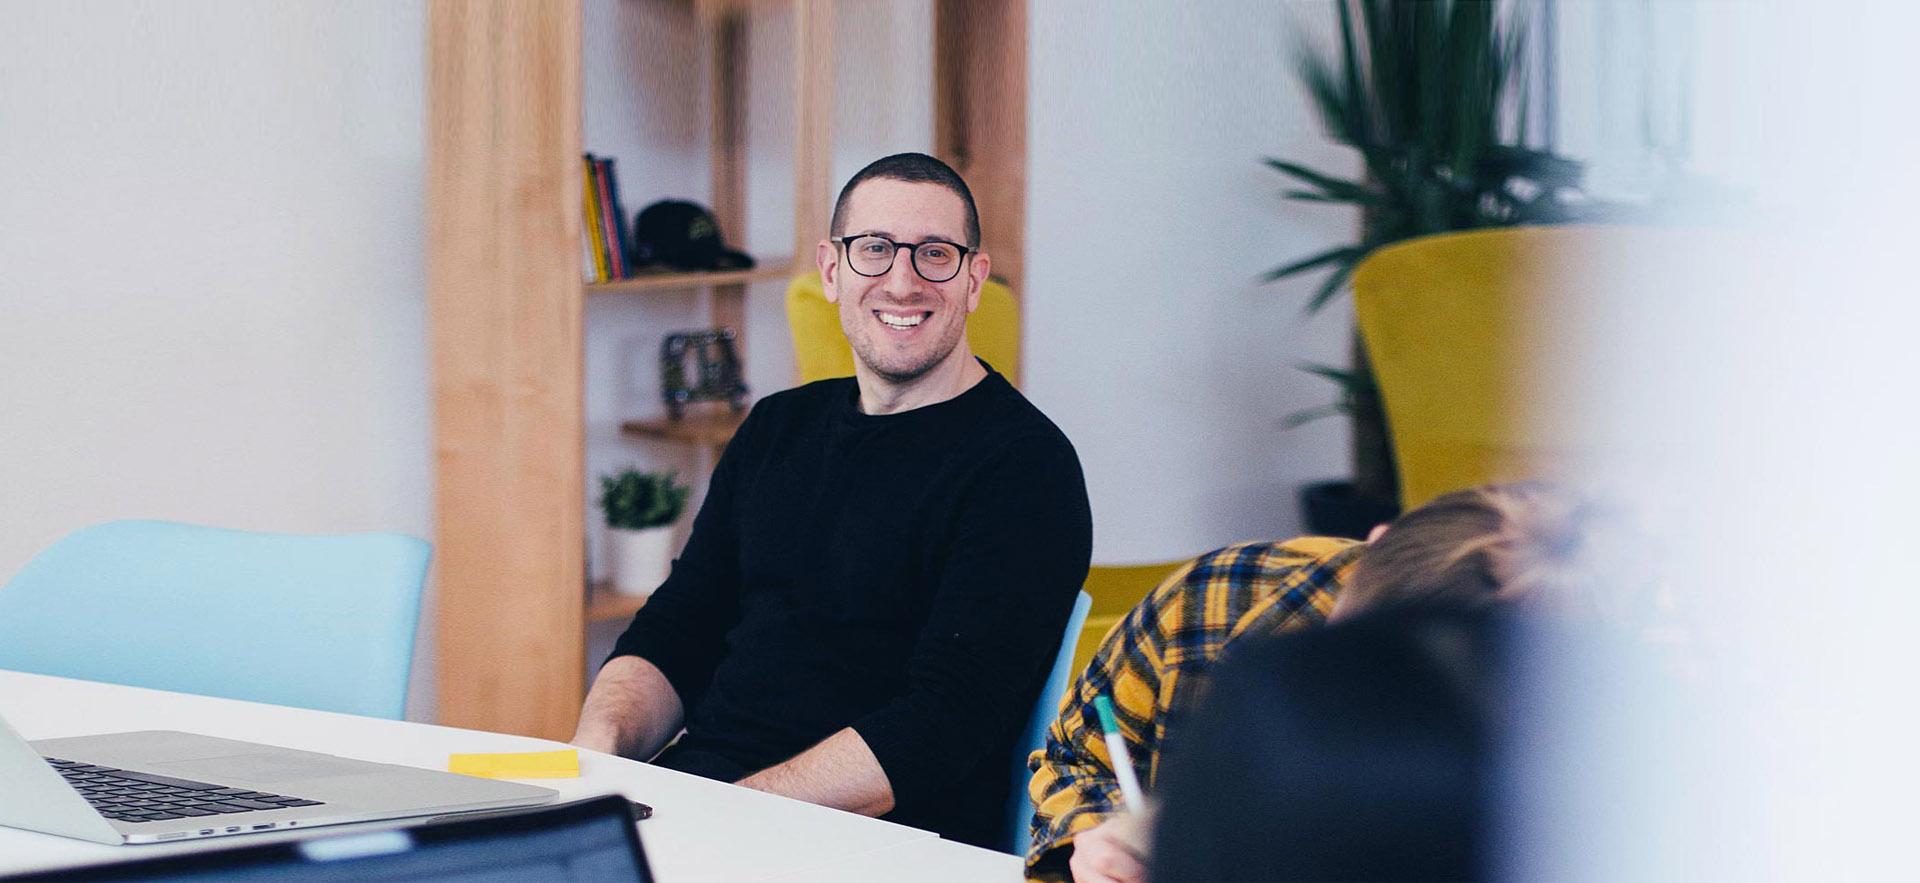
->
xmin=817 ymin=178 xmax=989 ymax=384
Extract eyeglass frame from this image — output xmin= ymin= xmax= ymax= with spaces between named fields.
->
xmin=831 ymin=235 xmax=978 ymax=283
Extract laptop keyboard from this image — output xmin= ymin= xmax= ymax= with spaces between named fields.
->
xmin=43 ymin=757 xmax=325 ymax=824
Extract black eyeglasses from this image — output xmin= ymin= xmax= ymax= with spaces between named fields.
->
xmin=833 ymin=235 xmax=975 ymax=283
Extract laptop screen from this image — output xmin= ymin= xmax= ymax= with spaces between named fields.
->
xmin=18 ymin=795 xmax=652 ymax=882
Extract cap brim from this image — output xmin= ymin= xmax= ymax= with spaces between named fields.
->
xmin=713 ymin=250 xmax=755 ymax=270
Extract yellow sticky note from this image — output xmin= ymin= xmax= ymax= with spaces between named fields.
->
xmin=448 ymin=749 xmax=581 ymax=779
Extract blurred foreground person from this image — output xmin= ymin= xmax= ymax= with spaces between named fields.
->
xmin=1150 ymin=598 xmax=1687 ymax=881
xmin=1151 ymin=606 xmax=1497 ymax=881
xmin=1028 ymin=482 xmax=1634 ymax=882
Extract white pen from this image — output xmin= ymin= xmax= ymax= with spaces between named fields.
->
xmin=1093 ymin=695 xmax=1147 ymax=814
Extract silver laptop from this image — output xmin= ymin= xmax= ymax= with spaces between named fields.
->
xmin=0 ymin=711 xmax=557 ymax=845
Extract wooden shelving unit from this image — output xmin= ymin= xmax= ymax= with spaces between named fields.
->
xmin=585 ymin=258 xmax=794 ymax=297
xmin=620 ymin=409 xmax=747 ymax=449
xmin=427 ymin=0 xmax=830 ymax=741
xmin=585 ymin=584 xmax=650 ymax=624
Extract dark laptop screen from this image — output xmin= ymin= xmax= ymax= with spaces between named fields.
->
xmin=15 ymin=796 xmax=651 ymax=883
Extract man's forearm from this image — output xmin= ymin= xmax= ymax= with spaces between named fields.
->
xmin=736 ymin=727 xmax=895 ymax=817
xmin=572 ymin=655 xmax=685 ymax=760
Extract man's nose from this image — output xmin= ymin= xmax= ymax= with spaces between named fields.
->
xmin=880 ymin=245 xmax=922 ymax=295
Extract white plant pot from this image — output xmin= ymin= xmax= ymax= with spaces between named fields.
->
xmin=608 ymin=525 xmax=674 ymax=597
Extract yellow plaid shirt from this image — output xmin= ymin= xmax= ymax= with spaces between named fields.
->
xmin=1024 ymin=536 xmax=1363 ymax=881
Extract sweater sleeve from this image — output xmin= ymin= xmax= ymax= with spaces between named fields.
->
xmin=849 ymin=433 xmax=1094 ymax=817
xmin=605 ymin=405 xmax=756 ymax=711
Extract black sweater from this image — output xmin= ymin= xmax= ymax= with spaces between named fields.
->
xmin=609 ymin=367 xmax=1093 ymax=847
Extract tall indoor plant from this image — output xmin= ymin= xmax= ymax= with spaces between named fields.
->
xmin=1269 ymin=0 xmax=1591 ymax=531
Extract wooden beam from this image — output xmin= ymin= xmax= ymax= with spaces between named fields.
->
xmin=709 ymin=11 xmax=747 ymax=242
xmin=710 ymin=11 xmax=749 ymax=352
xmin=793 ymin=0 xmax=835 ymax=261
xmin=427 ymin=0 xmax=585 ymax=740
xmin=934 ymin=0 xmax=1026 ymax=384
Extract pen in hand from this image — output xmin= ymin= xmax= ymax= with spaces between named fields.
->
xmin=1092 ymin=695 xmax=1147 ymax=814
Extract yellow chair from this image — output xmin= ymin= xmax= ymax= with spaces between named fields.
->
xmin=1352 ymin=225 xmax=1660 ymax=509
xmin=784 ymin=271 xmax=1022 ymax=384
xmin=1073 ymin=560 xmax=1190 ymax=672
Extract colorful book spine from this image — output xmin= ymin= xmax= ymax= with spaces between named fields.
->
xmin=582 ymin=153 xmax=609 ymax=282
xmin=603 ymin=157 xmax=634 ymax=275
xmin=594 ymin=157 xmax=626 ymax=279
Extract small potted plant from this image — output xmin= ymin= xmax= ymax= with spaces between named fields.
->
xmin=598 ymin=468 xmax=691 ymax=597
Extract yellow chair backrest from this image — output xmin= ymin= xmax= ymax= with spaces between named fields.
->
xmin=1073 ymin=560 xmax=1190 ymax=672
xmin=785 ymin=271 xmax=1022 ymax=385
xmin=1352 ymin=225 xmax=1668 ymax=509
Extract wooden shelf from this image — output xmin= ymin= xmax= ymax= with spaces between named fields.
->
xmin=620 ymin=409 xmax=746 ymax=447
xmin=585 ymin=258 xmax=793 ymax=295
xmin=586 ymin=583 xmax=649 ymax=623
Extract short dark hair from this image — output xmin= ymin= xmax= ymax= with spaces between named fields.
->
xmin=829 ymin=152 xmax=981 ymax=248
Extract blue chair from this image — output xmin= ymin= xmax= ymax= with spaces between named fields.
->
xmin=0 ymin=520 xmax=430 ymax=719
xmin=1005 ymin=590 xmax=1093 ymax=854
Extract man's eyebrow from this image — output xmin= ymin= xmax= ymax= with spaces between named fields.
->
xmin=848 ymin=229 xmax=964 ymax=245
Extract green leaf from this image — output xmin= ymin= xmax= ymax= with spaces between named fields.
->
xmin=1283 ymin=189 xmax=1374 ymax=205
xmin=1262 ymin=245 xmax=1362 ymax=284
xmin=1282 ymin=401 xmax=1351 ymax=430
xmin=1300 ymin=58 xmax=1357 ymax=142
xmin=1335 ymin=0 xmax=1371 ymax=146
xmin=598 ymin=468 xmax=691 ymax=529
xmin=1303 ymin=260 xmax=1358 ymax=314
xmin=1298 ymin=359 xmax=1379 ymax=395
xmin=1298 ymin=361 xmax=1359 ymax=386
xmin=1262 ymin=158 xmax=1377 ymax=202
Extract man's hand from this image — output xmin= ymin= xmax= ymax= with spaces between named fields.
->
xmin=1069 ymin=812 xmax=1153 ymax=883
xmin=568 ymin=725 xmax=620 ymax=757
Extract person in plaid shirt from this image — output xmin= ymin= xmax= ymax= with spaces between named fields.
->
xmin=1026 ymin=481 xmax=1613 ymax=883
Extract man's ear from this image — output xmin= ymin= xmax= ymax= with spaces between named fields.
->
xmin=964 ymin=250 xmax=990 ymax=313
xmin=816 ymin=239 xmax=841 ymax=304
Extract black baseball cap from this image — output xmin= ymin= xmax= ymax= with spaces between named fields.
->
xmin=632 ymin=200 xmax=755 ymax=271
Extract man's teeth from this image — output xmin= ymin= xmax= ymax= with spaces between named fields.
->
xmin=879 ymin=312 xmax=926 ymax=329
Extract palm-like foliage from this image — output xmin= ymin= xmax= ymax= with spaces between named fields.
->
xmin=1270 ymin=0 xmax=1589 ymax=505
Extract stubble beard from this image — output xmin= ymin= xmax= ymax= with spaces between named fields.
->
xmin=849 ymin=313 xmax=967 ymax=385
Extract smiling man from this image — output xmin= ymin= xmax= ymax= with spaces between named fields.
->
xmin=573 ymin=153 xmax=1093 ymax=849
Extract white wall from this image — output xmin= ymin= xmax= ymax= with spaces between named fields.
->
xmin=0 ymin=1 xmax=433 ymax=716
xmin=1024 ymin=1 xmax=1355 ymax=563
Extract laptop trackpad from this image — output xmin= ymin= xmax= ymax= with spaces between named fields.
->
xmin=150 ymin=753 xmax=371 ymax=784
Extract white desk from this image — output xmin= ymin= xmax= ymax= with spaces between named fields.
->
xmin=0 ymin=670 xmax=1022 ymax=881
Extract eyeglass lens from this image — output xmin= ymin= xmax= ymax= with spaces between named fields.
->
xmin=845 ymin=236 xmax=964 ymax=282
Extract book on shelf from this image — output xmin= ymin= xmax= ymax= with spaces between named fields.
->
xmin=603 ymin=157 xmax=634 ymax=277
xmin=582 ymin=152 xmax=644 ymax=284
xmin=594 ymin=156 xmax=627 ymax=279
xmin=582 ymin=154 xmax=610 ymax=282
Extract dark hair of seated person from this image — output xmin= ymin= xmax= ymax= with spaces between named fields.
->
xmin=1149 ymin=605 xmax=1499 ymax=882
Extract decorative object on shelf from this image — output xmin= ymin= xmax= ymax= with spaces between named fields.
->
xmin=1264 ymin=0 xmax=1603 ymax=526
xmin=598 ymin=469 xmax=690 ymax=597
xmin=660 ymin=329 xmax=748 ymax=420
xmin=633 ymin=200 xmax=755 ymax=271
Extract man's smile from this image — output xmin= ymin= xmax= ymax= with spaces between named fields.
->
xmin=876 ymin=310 xmax=932 ymax=331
